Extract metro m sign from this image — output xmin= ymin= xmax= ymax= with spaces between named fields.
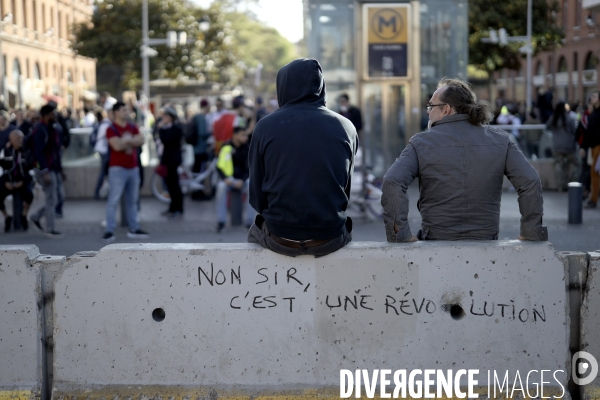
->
xmin=364 ymin=4 xmax=410 ymax=78
xmin=372 ymin=9 xmax=403 ymax=40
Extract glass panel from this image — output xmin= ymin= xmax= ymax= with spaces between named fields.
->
xmin=307 ymin=1 xmax=356 ymax=96
xmin=362 ymin=84 xmax=406 ymax=178
xmin=385 ymin=85 xmax=406 ymax=171
xmin=420 ymin=0 xmax=468 ymax=96
xmin=362 ymin=83 xmax=383 ymax=175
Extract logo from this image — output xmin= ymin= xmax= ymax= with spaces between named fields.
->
xmin=371 ymin=8 xmax=404 ymax=40
xmin=572 ymin=351 xmax=598 ymax=385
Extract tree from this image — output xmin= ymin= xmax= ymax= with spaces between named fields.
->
xmin=225 ymin=11 xmax=297 ymax=93
xmin=469 ymin=0 xmax=563 ymax=74
xmin=71 ymin=0 xmax=244 ymax=91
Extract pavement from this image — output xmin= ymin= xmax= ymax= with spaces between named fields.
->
xmin=1 ymin=184 xmax=599 ymax=256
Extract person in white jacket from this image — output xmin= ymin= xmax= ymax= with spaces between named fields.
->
xmin=93 ymin=108 xmax=113 ymax=199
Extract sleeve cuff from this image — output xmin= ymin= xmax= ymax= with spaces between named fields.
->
xmin=520 ymin=225 xmax=548 ymax=241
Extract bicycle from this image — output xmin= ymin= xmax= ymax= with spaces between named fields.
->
xmin=349 ymin=167 xmax=384 ymax=221
xmin=151 ymin=154 xmax=218 ymax=204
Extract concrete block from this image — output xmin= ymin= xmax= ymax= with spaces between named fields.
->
xmin=557 ymin=251 xmax=588 ymax=353
xmin=0 ymin=245 xmax=43 ymax=400
xmin=52 ymin=241 xmax=570 ymax=397
xmin=63 ymin=166 xmax=86 ymax=198
xmin=580 ymin=251 xmax=600 ymax=400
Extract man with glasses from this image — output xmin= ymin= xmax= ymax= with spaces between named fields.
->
xmin=381 ymin=77 xmax=547 ymax=242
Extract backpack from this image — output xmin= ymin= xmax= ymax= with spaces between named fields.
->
xmin=89 ymin=122 xmax=100 ymax=148
xmin=184 ymin=115 xmax=199 ymax=146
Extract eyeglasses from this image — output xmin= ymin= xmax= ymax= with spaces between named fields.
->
xmin=426 ymin=103 xmax=446 ymax=111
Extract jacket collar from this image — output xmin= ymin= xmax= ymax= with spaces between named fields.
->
xmin=431 ymin=113 xmax=470 ymax=127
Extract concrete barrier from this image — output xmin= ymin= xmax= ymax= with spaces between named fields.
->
xmin=0 ymin=245 xmax=43 ymax=400
xmin=51 ymin=241 xmax=570 ymax=398
xmin=581 ymin=251 xmax=600 ymax=400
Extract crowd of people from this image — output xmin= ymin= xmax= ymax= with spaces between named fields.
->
xmin=0 ymin=89 xmax=282 ymax=239
xmin=492 ymin=88 xmax=600 ymax=207
xmin=1 ymin=60 xmax=598 ymax=246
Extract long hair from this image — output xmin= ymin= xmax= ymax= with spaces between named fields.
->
xmin=550 ymin=102 xmax=567 ymax=128
xmin=437 ymin=77 xmax=493 ymax=125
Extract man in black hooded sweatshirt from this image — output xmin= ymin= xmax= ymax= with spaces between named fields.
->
xmin=247 ymin=58 xmax=359 ymax=257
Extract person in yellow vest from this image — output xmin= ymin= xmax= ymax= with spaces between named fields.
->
xmin=215 ymin=118 xmax=255 ymax=232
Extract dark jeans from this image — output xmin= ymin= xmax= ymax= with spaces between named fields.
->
xmin=0 ymin=183 xmax=33 ymax=212
xmin=193 ymin=153 xmax=209 ymax=173
xmin=248 ymin=214 xmax=352 ymax=258
xmin=165 ymin=164 xmax=183 ymax=213
xmin=94 ymin=152 xmax=110 ymax=198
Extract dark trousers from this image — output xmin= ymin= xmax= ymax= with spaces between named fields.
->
xmin=0 ymin=184 xmax=33 ymax=212
xmin=248 ymin=214 xmax=352 ymax=258
xmin=193 ymin=153 xmax=209 ymax=174
xmin=165 ymin=165 xmax=183 ymax=213
xmin=94 ymin=152 xmax=109 ymax=198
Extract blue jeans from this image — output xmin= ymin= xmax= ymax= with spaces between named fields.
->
xmin=216 ymin=179 xmax=255 ymax=225
xmin=105 ymin=166 xmax=140 ymax=233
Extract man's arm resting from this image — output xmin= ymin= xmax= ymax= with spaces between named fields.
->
xmin=381 ymin=143 xmax=419 ymax=242
xmin=504 ymin=141 xmax=548 ymax=241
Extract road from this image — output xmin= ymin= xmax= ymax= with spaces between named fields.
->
xmin=1 ymin=185 xmax=599 ymax=256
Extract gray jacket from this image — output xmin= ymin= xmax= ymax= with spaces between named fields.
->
xmin=381 ymin=114 xmax=548 ymax=242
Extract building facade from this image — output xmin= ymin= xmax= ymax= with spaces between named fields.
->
xmin=0 ymin=0 xmax=96 ymax=109
xmin=497 ymin=0 xmax=600 ymax=108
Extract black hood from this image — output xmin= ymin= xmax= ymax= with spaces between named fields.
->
xmin=276 ymin=58 xmax=326 ymax=108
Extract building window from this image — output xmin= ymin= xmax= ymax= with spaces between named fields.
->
xmin=58 ymin=11 xmax=61 ymax=38
xmin=42 ymin=4 xmax=45 ymax=31
xmin=33 ymin=1 xmax=37 ymax=31
xmin=536 ymin=61 xmax=545 ymax=76
xmin=23 ymin=1 xmax=27 ymax=29
xmin=584 ymin=52 xmax=598 ymax=69
xmin=574 ymin=52 xmax=579 ymax=71
xmin=558 ymin=56 xmax=568 ymax=73
xmin=577 ymin=0 xmax=582 ymax=27
xmin=12 ymin=59 xmax=21 ymax=85
xmin=11 ymin=0 xmax=17 ymax=25
xmin=34 ymin=63 xmax=41 ymax=80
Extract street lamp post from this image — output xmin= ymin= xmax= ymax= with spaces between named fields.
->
xmin=140 ymin=0 xmax=188 ymax=100
xmin=481 ymin=0 xmax=533 ymax=117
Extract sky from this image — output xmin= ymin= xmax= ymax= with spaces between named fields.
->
xmin=190 ymin=0 xmax=304 ymax=43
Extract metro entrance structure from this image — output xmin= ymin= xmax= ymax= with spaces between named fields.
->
xmin=304 ymin=0 xmax=468 ymax=176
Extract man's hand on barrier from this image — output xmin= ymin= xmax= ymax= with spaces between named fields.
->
xmin=4 ymin=181 xmax=12 ymax=190
xmin=394 ymin=223 xmax=418 ymax=242
xmin=13 ymin=181 xmax=22 ymax=189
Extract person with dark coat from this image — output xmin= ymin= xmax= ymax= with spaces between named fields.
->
xmin=247 ymin=58 xmax=359 ymax=257
xmin=158 ymin=107 xmax=184 ymax=217
xmin=337 ymin=93 xmax=363 ymax=137
xmin=581 ymin=90 xmax=600 ymax=208
xmin=29 ymin=105 xmax=64 ymax=238
xmin=0 ymin=110 xmax=17 ymax=150
xmin=0 ymin=130 xmax=33 ymax=232
xmin=547 ymin=101 xmax=577 ymax=191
